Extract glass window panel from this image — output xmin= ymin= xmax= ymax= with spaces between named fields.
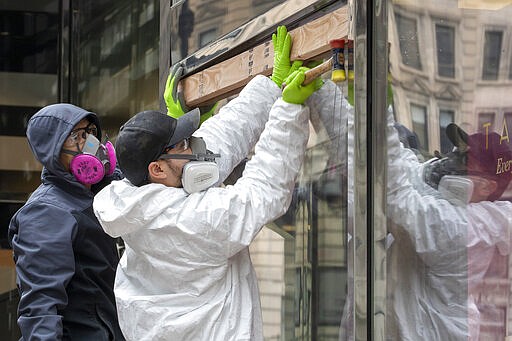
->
xmin=436 ymin=24 xmax=455 ymax=78
xmin=170 ymin=0 xmax=287 ymax=60
xmin=482 ymin=30 xmax=503 ymax=80
xmin=439 ymin=109 xmax=455 ymax=153
xmin=395 ymin=12 xmax=422 ymax=70
xmin=411 ymin=104 xmax=428 ymax=149
xmin=0 ymin=3 xmax=60 ymax=339
xmin=0 ymin=2 xmax=59 ymax=198
xmin=199 ymin=31 xmax=349 ymax=337
xmin=0 ymin=10 xmax=58 ymax=74
xmin=74 ymin=0 xmax=160 ymax=140
xmin=388 ymin=3 xmax=512 ymax=341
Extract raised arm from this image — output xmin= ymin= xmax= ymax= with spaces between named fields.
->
xmin=194 ymin=75 xmax=281 ymax=183
xmin=386 ymin=110 xmax=469 ymax=267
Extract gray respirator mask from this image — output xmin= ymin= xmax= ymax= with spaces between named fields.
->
xmin=423 ymin=149 xmax=472 ymax=205
xmin=160 ymin=137 xmax=220 ymax=194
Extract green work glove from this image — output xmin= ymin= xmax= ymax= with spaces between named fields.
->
xmin=271 ymin=26 xmax=303 ymax=88
xmin=164 ymin=63 xmax=187 ymax=118
xmin=164 ymin=63 xmax=217 ymax=124
xmin=347 ymin=81 xmax=354 ymax=106
xmin=305 ymin=60 xmax=323 ymax=69
xmin=282 ymin=67 xmax=323 ymax=104
xmin=199 ymin=102 xmax=218 ymax=125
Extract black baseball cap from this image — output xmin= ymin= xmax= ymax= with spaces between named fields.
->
xmin=115 ymin=108 xmax=200 ymax=186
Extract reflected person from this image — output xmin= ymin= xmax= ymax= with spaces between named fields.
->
xmin=306 ymin=78 xmax=512 ymax=340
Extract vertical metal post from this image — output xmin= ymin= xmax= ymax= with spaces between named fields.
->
xmin=352 ymin=0 xmax=369 ymax=338
xmin=353 ymin=0 xmax=388 ymax=339
xmin=370 ymin=0 xmax=388 ymax=340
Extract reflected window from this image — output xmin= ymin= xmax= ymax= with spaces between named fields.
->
xmin=509 ymin=52 xmax=512 ymax=79
xmin=435 ymin=24 xmax=455 ymax=78
xmin=482 ymin=30 xmax=503 ymax=80
xmin=411 ymin=104 xmax=428 ymax=149
xmin=504 ymin=112 xmax=512 ymax=138
xmin=318 ymin=267 xmax=346 ymax=325
xmin=199 ymin=28 xmax=217 ymax=49
xmin=439 ymin=109 xmax=454 ymax=153
xmin=74 ymin=1 xmax=160 ymax=139
xmin=170 ymin=0 xmax=287 ymax=61
xmin=0 ymin=1 xmax=59 ymax=203
xmin=138 ymin=1 xmax=155 ymax=26
xmin=478 ymin=112 xmax=495 ymax=133
xmin=395 ymin=12 xmax=422 ymax=70
xmin=0 ymin=10 xmax=58 ymax=74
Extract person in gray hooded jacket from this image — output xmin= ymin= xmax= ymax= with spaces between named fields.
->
xmin=8 ymin=103 xmax=125 ymax=340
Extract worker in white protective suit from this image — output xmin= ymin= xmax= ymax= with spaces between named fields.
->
xmin=385 ymin=115 xmax=512 ymax=340
xmin=308 ymin=79 xmax=512 ymax=340
xmin=93 ymin=26 xmax=322 ymax=341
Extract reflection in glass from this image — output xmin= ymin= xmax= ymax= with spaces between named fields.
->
xmin=505 ymin=113 xmax=512 ymax=136
xmin=478 ymin=112 xmax=495 ymax=133
xmin=0 ymin=2 xmax=59 ymax=200
xmin=411 ymin=103 xmax=428 ymax=150
xmin=0 ymin=10 xmax=58 ymax=74
xmin=74 ymin=0 xmax=160 ymax=140
xmin=395 ymin=12 xmax=422 ymax=70
xmin=439 ymin=109 xmax=455 ymax=154
xmin=436 ymin=24 xmax=455 ymax=78
xmin=241 ymin=76 xmax=347 ymax=340
xmin=388 ymin=1 xmax=512 ymax=340
xmin=509 ymin=53 xmax=512 ymax=80
xmin=170 ymin=0 xmax=286 ymax=61
xmin=0 ymin=3 xmax=61 ymax=339
xmin=482 ymin=30 xmax=503 ymax=80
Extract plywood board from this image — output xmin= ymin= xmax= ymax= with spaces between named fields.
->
xmin=182 ymin=5 xmax=349 ymax=107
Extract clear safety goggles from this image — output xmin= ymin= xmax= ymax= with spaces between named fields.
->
xmin=162 ymin=137 xmax=190 ymax=154
xmin=64 ymin=123 xmax=98 ymax=148
xmin=158 ymin=137 xmax=219 ymax=162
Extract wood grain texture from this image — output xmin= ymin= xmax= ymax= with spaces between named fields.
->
xmin=182 ymin=5 xmax=349 ymax=107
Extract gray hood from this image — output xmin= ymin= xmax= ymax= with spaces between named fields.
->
xmin=26 ymin=103 xmax=101 ymax=177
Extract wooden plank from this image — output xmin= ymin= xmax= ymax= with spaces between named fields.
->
xmin=182 ymin=5 xmax=349 ymax=107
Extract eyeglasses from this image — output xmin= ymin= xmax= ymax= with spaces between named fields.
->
xmin=64 ymin=123 xmax=98 ymax=147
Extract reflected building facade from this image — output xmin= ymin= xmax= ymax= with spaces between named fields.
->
xmin=170 ymin=0 xmax=284 ymax=62
xmin=390 ymin=1 xmax=512 ymax=157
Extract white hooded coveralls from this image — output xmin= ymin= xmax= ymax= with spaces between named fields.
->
xmin=93 ymin=75 xmax=310 ymax=341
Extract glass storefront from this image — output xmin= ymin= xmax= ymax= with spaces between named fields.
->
xmin=2 ymin=0 xmax=512 ymax=340
xmin=0 ymin=0 xmax=161 ymax=338
xmin=0 ymin=1 xmax=61 ymax=338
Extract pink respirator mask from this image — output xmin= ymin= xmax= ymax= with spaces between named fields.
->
xmin=63 ymin=133 xmax=117 ymax=185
